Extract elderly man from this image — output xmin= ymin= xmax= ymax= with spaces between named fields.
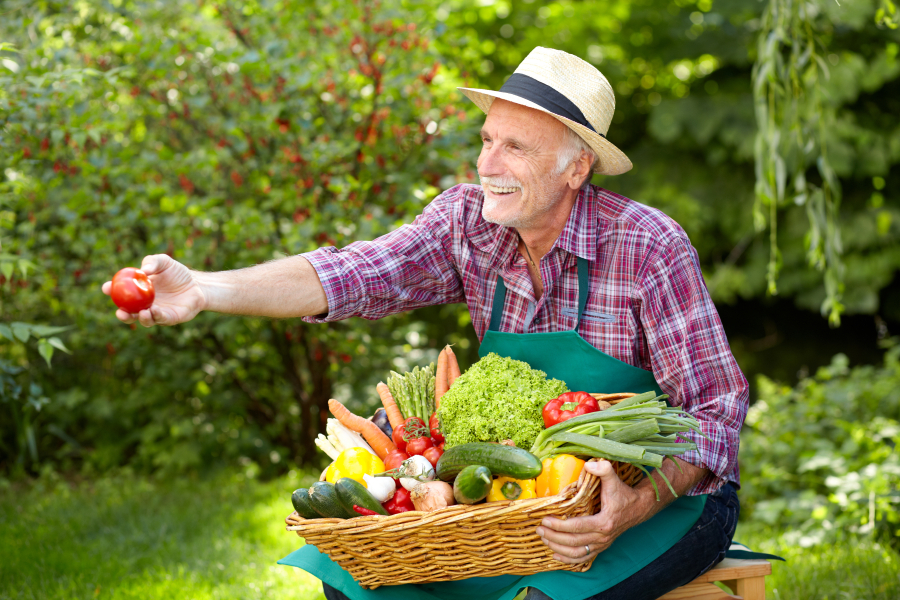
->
xmin=104 ymin=47 xmax=747 ymax=600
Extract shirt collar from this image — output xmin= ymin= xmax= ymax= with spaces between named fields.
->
xmin=466 ymin=184 xmax=599 ymax=269
xmin=553 ymin=185 xmax=598 ymax=263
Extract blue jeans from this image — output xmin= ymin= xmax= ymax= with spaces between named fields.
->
xmin=322 ymin=484 xmax=740 ymax=600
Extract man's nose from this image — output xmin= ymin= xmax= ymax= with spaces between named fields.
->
xmin=477 ymin=145 xmax=503 ymax=177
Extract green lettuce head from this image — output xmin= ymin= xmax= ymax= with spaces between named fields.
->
xmin=437 ymin=353 xmax=568 ymax=449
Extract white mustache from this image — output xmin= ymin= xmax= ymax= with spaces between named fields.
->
xmin=479 ymin=175 xmax=523 ymax=189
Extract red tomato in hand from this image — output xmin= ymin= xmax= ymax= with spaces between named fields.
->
xmin=422 ymin=446 xmax=443 ymax=468
xmin=110 ymin=267 xmax=155 ymax=313
xmin=392 ymin=417 xmax=426 ymax=452
xmin=406 ymin=436 xmax=434 ymax=456
xmin=383 ymin=450 xmax=409 ymax=472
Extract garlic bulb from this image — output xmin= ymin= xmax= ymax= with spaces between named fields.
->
xmin=363 ymin=473 xmax=396 ymax=503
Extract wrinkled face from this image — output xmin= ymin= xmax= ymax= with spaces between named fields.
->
xmin=477 ymin=99 xmax=571 ymax=229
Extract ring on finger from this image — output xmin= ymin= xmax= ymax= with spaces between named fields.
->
xmin=584 ymin=545 xmax=591 ymax=557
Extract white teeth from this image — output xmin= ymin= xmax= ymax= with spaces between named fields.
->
xmin=487 ymin=185 xmax=518 ymax=194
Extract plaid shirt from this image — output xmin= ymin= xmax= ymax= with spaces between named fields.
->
xmin=303 ymin=183 xmax=748 ymax=495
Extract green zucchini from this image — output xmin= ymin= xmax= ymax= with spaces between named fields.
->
xmin=334 ymin=478 xmax=389 ymax=516
xmin=291 ymin=488 xmax=320 ymax=519
xmin=307 ymin=481 xmax=354 ymax=519
xmin=436 ymin=443 xmax=543 ymax=482
xmin=453 ymin=465 xmax=493 ymax=504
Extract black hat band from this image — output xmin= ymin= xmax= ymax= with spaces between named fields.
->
xmin=498 ymin=73 xmax=603 ymax=137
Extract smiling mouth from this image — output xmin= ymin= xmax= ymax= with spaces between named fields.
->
xmin=486 ymin=185 xmax=520 ymax=195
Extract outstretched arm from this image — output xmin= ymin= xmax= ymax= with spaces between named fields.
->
xmin=102 ymin=254 xmax=328 ymax=327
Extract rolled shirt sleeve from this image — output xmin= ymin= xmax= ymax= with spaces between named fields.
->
xmin=635 ymin=237 xmax=749 ymax=495
xmin=301 ymin=190 xmax=466 ymax=323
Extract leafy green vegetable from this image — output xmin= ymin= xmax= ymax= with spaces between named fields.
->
xmin=437 ymin=353 xmax=568 ymax=449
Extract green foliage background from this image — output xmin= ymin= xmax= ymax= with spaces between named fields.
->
xmin=740 ymin=344 xmax=900 ymax=547
xmin=0 ymin=0 xmax=898 ymax=546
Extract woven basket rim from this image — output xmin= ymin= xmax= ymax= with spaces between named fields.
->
xmin=287 ymin=457 xmax=633 ymax=533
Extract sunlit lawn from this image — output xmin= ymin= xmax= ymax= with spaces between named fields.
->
xmin=733 ymin=523 xmax=900 ymax=600
xmin=0 ymin=470 xmax=324 ymax=600
xmin=3 ymin=471 xmax=899 ymax=600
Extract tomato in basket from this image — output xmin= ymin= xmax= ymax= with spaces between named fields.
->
xmin=429 ymin=412 xmax=444 ymax=444
xmin=392 ymin=416 xmax=427 ymax=453
xmin=422 ymin=446 xmax=443 ymax=468
xmin=383 ymin=450 xmax=409 ymax=471
xmin=406 ymin=436 xmax=434 ymax=456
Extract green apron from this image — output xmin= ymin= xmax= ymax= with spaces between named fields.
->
xmin=279 ymin=258 xmax=708 ymax=600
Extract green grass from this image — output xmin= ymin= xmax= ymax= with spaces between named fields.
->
xmin=733 ymin=523 xmax=900 ymax=600
xmin=3 ymin=471 xmax=899 ymax=599
xmin=0 ymin=470 xmax=326 ymax=600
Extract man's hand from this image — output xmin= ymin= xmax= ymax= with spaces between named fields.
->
xmin=102 ymin=254 xmax=206 ymax=327
xmin=536 ymin=460 xmax=646 ymax=563
xmin=536 ymin=458 xmax=710 ymax=564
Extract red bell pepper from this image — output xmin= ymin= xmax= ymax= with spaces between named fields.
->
xmin=382 ymin=486 xmax=415 ymax=514
xmin=542 ymin=391 xmax=600 ymax=428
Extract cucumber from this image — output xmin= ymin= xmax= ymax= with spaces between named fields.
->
xmin=436 ymin=443 xmax=543 ymax=482
xmin=453 ymin=465 xmax=493 ymax=504
xmin=334 ymin=477 xmax=389 ymax=516
xmin=291 ymin=488 xmax=320 ymax=519
xmin=307 ymin=481 xmax=354 ymax=519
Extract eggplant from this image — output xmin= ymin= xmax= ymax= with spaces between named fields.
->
xmin=372 ymin=407 xmax=393 ymax=439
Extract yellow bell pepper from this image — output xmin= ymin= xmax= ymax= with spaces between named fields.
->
xmin=536 ymin=455 xmax=585 ymax=497
xmin=487 ymin=476 xmax=537 ymax=502
xmin=325 ymin=448 xmax=385 ymax=487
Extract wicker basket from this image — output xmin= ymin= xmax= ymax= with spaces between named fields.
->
xmin=285 ymin=394 xmax=643 ymax=589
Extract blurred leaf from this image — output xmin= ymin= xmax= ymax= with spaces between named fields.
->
xmin=29 ymin=325 xmax=73 ymax=338
xmin=10 ymin=323 xmax=30 ymax=343
xmin=38 ymin=339 xmax=54 ymax=367
xmin=47 ymin=337 xmax=71 ymax=355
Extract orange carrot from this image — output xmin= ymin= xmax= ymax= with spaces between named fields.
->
xmin=328 ymin=398 xmax=396 ymax=460
xmin=435 ymin=347 xmax=450 ymax=408
xmin=446 ymin=346 xmax=462 ymax=387
xmin=376 ymin=382 xmax=405 ymax=430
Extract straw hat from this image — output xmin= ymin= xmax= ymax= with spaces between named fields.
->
xmin=459 ymin=46 xmax=631 ymax=176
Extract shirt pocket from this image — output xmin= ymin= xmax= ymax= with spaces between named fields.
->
xmin=559 ymin=307 xmax=618 ymax=324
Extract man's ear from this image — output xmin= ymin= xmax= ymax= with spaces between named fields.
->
xmin=566 ymin=150 xmax=593 ymax=190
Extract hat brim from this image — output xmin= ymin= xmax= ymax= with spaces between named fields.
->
xmin=458 ymin=87 xmax=633 ymax=176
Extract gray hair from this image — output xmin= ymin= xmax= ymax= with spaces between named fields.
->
xmin=554 ymin=126 xmax=598 ymax=186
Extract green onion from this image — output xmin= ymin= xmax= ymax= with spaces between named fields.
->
xmin=604 ymin=419 xmax=660 ymax=444
xmin=547 ymin=432 xmax=645 ymax=460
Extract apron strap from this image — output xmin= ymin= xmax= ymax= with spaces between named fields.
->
xmin=489 ymin=256 xmax=591 ymax=333
xmin=489 ymin=274 xmax=508 ymax=332
xmin=575 ymin=256 xmax=589 ymax=332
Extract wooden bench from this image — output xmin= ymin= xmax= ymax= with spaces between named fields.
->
xmin=657 ymin=557 xmax=772 ymax=600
